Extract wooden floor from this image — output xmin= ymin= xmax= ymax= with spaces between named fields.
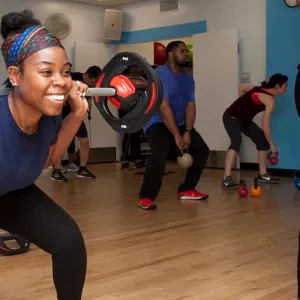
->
xmin=1 ymin=163 xmax=300 ymax=299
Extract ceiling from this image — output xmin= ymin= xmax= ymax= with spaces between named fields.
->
xmin=69 ymin=0 xmax=148 ymax=7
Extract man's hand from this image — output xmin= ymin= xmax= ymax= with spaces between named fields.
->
xmin=175 ymin=134 xmax=186 ymax=154
xmin=183 ymin=131 xmax=191 ymax=148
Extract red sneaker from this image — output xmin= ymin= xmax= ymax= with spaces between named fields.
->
xmin=137 ymin=198 xmax=157 ymax=210
xmin=178 ymin=190 xmax=209 ymax=200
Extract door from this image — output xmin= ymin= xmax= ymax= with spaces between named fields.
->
xmin=192 ymin=28 xmax=240 ymax=168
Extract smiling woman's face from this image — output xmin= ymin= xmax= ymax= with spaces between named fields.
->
xmin=10 ymin=46 xmax=73 ymax=116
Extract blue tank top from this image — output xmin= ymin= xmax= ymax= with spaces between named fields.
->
xmin=0 ymin=95 xmax=62 ymax=196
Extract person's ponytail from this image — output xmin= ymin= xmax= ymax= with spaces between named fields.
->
xmin=261 ymin=73 xmax=288 ymax=88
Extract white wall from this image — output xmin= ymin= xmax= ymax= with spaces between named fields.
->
xmin=120 ymin=0 xmax=267 ymax=163
xmin=0 ymin=0 xmax=105 ymax=80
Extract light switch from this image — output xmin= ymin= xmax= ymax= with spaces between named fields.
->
xmin=241 ymin=73 xmax=251 ymax=83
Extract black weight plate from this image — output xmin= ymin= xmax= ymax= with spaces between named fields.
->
xmin=94 ymin=52 xmax=163 ymax=133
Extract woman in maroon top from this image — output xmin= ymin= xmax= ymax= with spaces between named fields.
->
xmin=222 ymin=73 xmax=288 ymax=188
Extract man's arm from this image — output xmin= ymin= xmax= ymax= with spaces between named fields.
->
xmin=185 ymin=78 xmax=196 ymax=130
xmin=185 ymin=102 xmax=196 ymax=131
xmin=157 ymin=74 xmax=181 ymax=137
xmin=258 ymin=93 xmax=276 ymax=151
xmin=160 ymin=99 xmax=181 ymax=137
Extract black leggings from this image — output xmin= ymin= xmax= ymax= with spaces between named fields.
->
xmin=0 ymin=184 xmax=87 ymax=300
xmin=223 ymin=111 xmax=269 ymax=153
xmin=122 ymin=131 xmax=142 ymax=162
xmin=139 ymin=123 xmax=210 ymax=199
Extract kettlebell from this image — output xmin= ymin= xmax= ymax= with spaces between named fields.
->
xmin=293 ymin=171 xmax=300 ymax=190
xmin=238 ymin=179 xmax=248 ymax=197
xmin=268 ymin=151 xmax=279 ymax=165
xmin=177 ymin=149 xmax=193 ymax=169
xmin=250 ymin=177 xmax=262 ymax=197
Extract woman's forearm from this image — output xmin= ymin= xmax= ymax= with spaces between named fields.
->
xmin=262 ymin=125 xmax=275 ymax=149
xmin=50 ymin=111 xmax=85 ymax=164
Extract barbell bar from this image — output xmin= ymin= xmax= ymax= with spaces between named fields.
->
xmin=0 ymin=87 xmax=116 ymax=97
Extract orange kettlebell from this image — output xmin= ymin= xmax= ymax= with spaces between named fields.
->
xmin=250 ymin=177 xmax=262 ymax=197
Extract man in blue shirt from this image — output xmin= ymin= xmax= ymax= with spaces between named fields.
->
xmin=138 ymin=41 xmax=210 ymax=210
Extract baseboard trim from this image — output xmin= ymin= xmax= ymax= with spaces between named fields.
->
xmin=240 ymin=162 xmax=295 ymax=177
xmin=62 ymin=147 xmax=117 ymax=165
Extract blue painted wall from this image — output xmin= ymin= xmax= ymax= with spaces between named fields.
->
xmin=108 ymin=21 xmax=207 ymax=44
xmin=267 ymin=0 xmax=300 ymax=170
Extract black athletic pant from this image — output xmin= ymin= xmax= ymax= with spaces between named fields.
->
xmin=0 ymin=184 xmax=87 ymax=300
xmin=223 ymin=111 xmax=269 ymax=153
xmin=122 ymin=131 xmax=142 ymax=162
xmin=139 ymin=123 xmax=210 ymax=199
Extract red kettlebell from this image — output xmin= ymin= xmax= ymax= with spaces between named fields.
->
xmin=268 ymin=151 xmax=279 ymax=165
xmin=238 ymin=179 xmax=248 ymax=197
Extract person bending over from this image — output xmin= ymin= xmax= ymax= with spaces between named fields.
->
xmin=51 ymin=66 xmax=101 ymax=181
xmin=222 ymin=74 xmax=288 ymax=188
xmin=0 ymin=10 xmax=88 ymax=299
xmin=137 ymin=41 xmax=210 ymax=210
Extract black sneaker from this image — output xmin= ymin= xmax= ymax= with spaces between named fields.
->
xmin=77 ymin=167 xmax=96 ymax=179
xmin=222 ymin=176 xmax=238 ymax=188
xmin=258 ymin=173 xmax=279 ymax=183
xmin=51 ymin=169 xmax=68 ymax=182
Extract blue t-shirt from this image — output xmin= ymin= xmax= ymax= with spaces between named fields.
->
xmin=0 ymin=96 xmax=62 ymax=196
xmin=144 ymin=64 xmax=195 ymax=131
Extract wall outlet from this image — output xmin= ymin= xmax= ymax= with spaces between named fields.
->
xmin=241 ymin=72 xmax=251 ymax=83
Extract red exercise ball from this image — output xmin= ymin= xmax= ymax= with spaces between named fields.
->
xmin=298 ymin=0 xmax=300 ymax=7
xmin=154 ymin=42 xmax=166 ymax=66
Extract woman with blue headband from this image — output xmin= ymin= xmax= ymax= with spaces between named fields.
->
xmin=0 ymin=10 xmax=88 ymax=299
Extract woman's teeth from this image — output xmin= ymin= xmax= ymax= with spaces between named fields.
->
xmin=46 ymin=95 xmax=65 ymax=102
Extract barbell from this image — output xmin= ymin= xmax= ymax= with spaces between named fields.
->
xmin=0 ymin=87 xmax=116 ymax=97
xmin=0 ymin=52 xmax=163 ymax=133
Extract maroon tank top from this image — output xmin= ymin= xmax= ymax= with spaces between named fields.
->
xmin=225 ymin=86 xmax=274 ymax=128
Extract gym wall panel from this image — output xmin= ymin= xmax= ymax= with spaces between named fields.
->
xmin=266 ymin=0 xmax=300 ymax=170
xmin=117 ymin=21 xmax=207 ymax=44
